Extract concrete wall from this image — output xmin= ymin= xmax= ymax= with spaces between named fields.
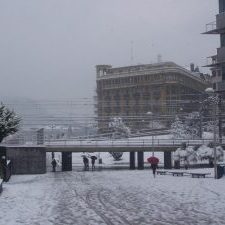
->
xmin=6 ymin=147 xmax=46 ymax=174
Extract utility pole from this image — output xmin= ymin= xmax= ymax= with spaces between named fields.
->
xmin=218 ymin=94 xmax=222 ymax=144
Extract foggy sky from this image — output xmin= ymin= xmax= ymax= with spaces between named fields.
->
xmin=0 ymin=0 xmax=219 ymax=101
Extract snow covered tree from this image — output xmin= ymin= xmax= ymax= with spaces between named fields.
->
xmin=174 ymin=144 xmax=198 ymax=164
xmin=171 ymin=112 xmax=203 ymax=139
xmin=170 ymin=116 xmax=187 ymax=139
xmin=109 ymin=152 xmax=123 ymax=161
xmin=197 ymin=143 xmax=224 ymax=166
xmin=0 ymin=103 xmax=20 ymax=143
xmin=109 ymin=117 xmax=131 ymax=138
xmin=108 ymin=117 xmax=129 ymax=160
xmin=184 ymin=112 xmax=201 ymax=139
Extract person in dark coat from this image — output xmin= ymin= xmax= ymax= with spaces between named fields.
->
xmin=83 ymin=156 xmax=89 ymax=170
xmin=51 ymin=158 xmax=57 ymax=172
xmin=151 ymin=164 xmax=157 ymax=178
xmin=91 ymin=156 xmax=97 ymax=171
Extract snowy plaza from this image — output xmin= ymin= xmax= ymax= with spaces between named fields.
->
xmin=1 ymin=168 xmax=225 ymax=225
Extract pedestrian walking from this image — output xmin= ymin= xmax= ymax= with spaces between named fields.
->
xmin=91 ymin=156 xmax=97 ymax=171
xmin=147 ymin=156 xmax=159 ymax=178
xmin=51 ymin=158 xmax=57 ymax=172
xmin=83 ymin=156 xmax=89 ymax=170
xmin=151 ymin=164 xmax=157 ymax=178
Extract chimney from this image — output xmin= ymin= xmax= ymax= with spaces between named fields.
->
xmin=190 ymin=63 xmax=195 ymax=72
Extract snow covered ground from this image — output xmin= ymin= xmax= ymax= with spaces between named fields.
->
xmin=1 ymin=169 xmax=225 ymax=225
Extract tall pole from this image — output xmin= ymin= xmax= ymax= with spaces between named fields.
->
xmin=218 ymin=94 xmax=222 ymax=144
xmin=205 ymin=88 xmax=218 ymax=179
xmin=213 ymin=100 xmax=217 ymax=179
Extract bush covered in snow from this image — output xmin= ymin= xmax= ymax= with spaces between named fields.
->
xmin=109 ymin=117 xmax=131 ymax=138
xmin=109 ymin=152 xmax=123 ymax=161
xmin=197 ymin=144 xmax=224 ymax=162
xmin=174 ymin=144 xmax=198 ymax=163
xmin=174 ymin=142 xmax=224 ymax=166
xmin=0 ymin=103 xmax=20 ymax=143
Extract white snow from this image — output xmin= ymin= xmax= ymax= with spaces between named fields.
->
xmin=0 ymin=169 xmax=225 ymax=225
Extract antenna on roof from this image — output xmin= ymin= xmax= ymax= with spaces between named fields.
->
xmin=157 ymin=54 xmax=162 ymax=63
xmin=130 ymin=40 xmax=134 ymax=65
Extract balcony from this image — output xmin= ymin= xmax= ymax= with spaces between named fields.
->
xmin=203 ymin=21 xmax=216 ymax=34
xmin=203 ymin=55 xmax=218 ymax=67
xmin=203 ymin=12 xmax=225 ymax=34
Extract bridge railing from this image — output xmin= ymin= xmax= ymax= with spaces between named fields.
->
xmin=44 ymin=138 xmax=223 ymax=147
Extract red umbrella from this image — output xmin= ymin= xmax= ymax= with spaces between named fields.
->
xmin=147 ymin=156 xmax=159 ymax=165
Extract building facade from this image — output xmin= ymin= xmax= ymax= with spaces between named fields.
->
xmin=203 ymin=0 xmax=225 ymax=138
xmin=203 ymin=0 xmax=225 ymax=93
xmin=96 ymin=62 xmax=209 ymax=132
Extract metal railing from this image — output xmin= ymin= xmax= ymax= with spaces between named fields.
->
xmin=205 ymin=21 xmax=216 ymax=32
xmin=44 ymin=138 xmax=224 ymax=148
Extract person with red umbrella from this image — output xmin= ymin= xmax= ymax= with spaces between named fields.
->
xmin=147 ymin=154 xmax=159 ymax=178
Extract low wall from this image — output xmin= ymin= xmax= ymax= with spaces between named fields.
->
xmin=6 ymin=147 xmax=46 ymax=174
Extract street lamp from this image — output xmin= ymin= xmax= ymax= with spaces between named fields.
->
xmin=146 ymin=111 xmax=153 ymax=130
xmin=205 ymin=88 xmax=218 ymax=179
xmin=50 ymin=124 xmax=56 ymax=160
xmin=147 ymin=112 xmax=154 ymax=156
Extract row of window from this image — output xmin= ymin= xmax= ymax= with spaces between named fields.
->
xmin=100 ymin=74 xmax=180 ymax=87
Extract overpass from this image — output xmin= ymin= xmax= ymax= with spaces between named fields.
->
xmin=44 ymin=137 xmax=225 ymax=152
xmin=1 ymin=138 xmax=224 ymax=174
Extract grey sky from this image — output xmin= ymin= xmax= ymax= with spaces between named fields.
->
xmin=0 ymin=0 xmax=219 ymax=100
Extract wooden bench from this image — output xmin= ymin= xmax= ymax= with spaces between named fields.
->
xmin=188 ymin=173 xmax=211 ymax=178
xmin=156 ymin=171 xmax=167 ymax=175
xmin=168 ymin=171 xmax=185 ymax=177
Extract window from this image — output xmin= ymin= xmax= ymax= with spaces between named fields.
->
xmin=221 ymin=34 xmax=225 ymax=47
xmin=219 ymin=0 xmax=225 ymax=13
xmin=222 ymin=66 xmax=225 ymax=81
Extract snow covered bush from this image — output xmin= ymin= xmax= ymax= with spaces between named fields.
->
xmin=109 ymin=152 xmax=123 ymax=161
xmin=173 ymin=145 xmax=198 ymax=163
xmin=0 ymin=103 xmax=20 ymax=143
xmin=109 ymin=117 xmax=131 ymax=138
xmin=197 ymin=144 xmax=224 ymax=162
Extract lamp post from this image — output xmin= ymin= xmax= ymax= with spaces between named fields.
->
xmin=147 ymin=111 xmax=154 ymax=156
xmin=50 ymin=124 xmax=56 ymax=160
xmin=205 ymin=88 xmax=218 ymax=179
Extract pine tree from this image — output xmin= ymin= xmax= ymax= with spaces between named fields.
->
xmin=0 ymin=103 xmax=20 ymax=143
xmin=184 ymin=112 xmax=201 ymax=138
xmin=170 ymin=116 xmax=187 ymax=139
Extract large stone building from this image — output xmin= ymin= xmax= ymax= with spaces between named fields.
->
xmin=96 ymin=62 xmax=209 ymax=132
